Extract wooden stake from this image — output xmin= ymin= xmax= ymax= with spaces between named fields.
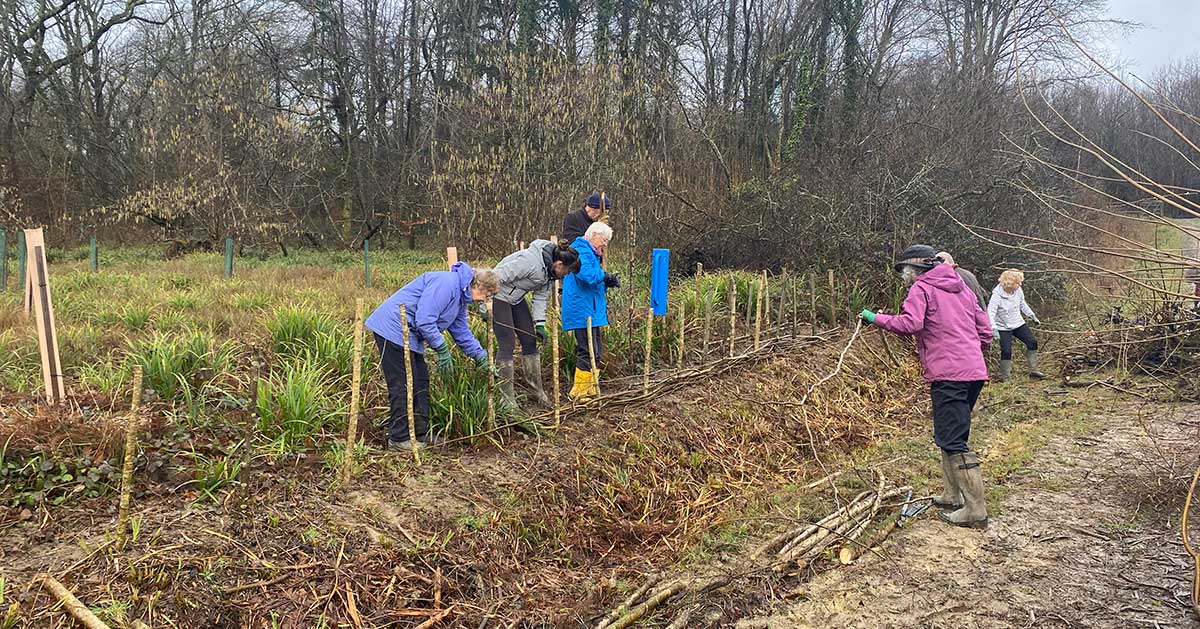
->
xmin=776 ymin=272 xmax=786 ymax=330
xmin=791 ymin=275 xmax=799 ymax=335
xmin=728 ymin=276 xmax=737 ymax=357
xmin=754 ymin=272 xmax=764 ymax=350
xmin=551 ymin=285 xmax=561 ymax=425
xmin=342 ymin=299 xmax=365 ymax=484
xmin=39 ymin=575 xmax=112 ymax=629
xmin=586 ymin=316 xmax=600 ymax=397
xmin=24 ymin=229 xmax=65 ymax=403
xmin=550 ymin=235 xmax=559 ymax=308
xmin=398 ymin=304 xmax=420 ymax=464
xmin=677 ymin=300 xmax=686 ymax=367
xmin=827 ymin=269 xmax=836 ymax=325
xmin=643 ymin=307 xmax=653 ymax=393
xmin=116 ymin=365 xmax=144 ymax=547
xmin=809 ymin=273 xmax=817 ymax=336
xmin=485 ymin=298 xmax=496 ymax=431
xmin=745 ymin=276 xmax=755 ymax=325
xmin=762 ymin=270 xmax=770 ymax=328
xmin=446 ymin=246 xmax=458 ymax=268
xmin=519 ymin=240 xmax=525 ymax=249
xmin=239 ymin=364 xmax=259 ymax=492
xmin=838 ymin=519 xmax=898 ymax=565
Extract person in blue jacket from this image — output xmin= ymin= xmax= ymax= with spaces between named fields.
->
xmin=365 ymin=262 xmax=500 ymax=450
xmin=563 ymin=222 xmax=619 ymax=400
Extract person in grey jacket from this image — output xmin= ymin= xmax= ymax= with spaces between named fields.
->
xmin=490 ymin=240 xmax=582 ymax=408
xmin=937 ymin=251 xmax=987 ymax=312
xmin=986 ymin=268 xmax=1045 ymax=381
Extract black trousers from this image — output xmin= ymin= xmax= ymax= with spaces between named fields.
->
xmin=374 ymin=333 xmax=431 ymax=443
xmin=492 ymin=299 xmax=538 ymax=360
xmin=930 ymin=380 xmax=985 ymax=454
xmin=998 ymin=324 xmax=1038 ymax=360
xmin=573 ymin=327 xmax=605 ymax=371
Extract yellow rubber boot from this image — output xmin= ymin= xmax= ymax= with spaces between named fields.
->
xmin=568 ymin=368 xmax=592 ymax=401
xmin=582 ymin=369 xmax=600 ymax=400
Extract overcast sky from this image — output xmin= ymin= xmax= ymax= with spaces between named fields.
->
xmin=1105 ymin=0 xmax=1200 ymax=78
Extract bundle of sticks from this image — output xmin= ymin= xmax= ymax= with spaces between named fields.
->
xmin=593 ymin=476 xmax=909 ymax=628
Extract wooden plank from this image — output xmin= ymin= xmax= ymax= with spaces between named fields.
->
xmin=25 ymin=229 xmax=66 ymax=403
xmin=446 ymin=246 xmax=458 ymax=268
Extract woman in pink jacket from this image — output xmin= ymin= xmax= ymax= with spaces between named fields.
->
xmin=859 ymin=244 xmax=994 ymax=529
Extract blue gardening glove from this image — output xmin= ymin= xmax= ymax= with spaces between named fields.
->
xmin=434 ymin=344 xmax=453 ymax=374
xmin=993 ymin=329 xmax=1000 ymax=341
xmin=535 ymin=322 xmax=547 ymax=343
xmin=477 ymin=302 xmax=489 ymax=321
xmin=859 ymin=309 xmax=876 ymax=324
xmin=603 ymin=273 xmax=621 ymax=289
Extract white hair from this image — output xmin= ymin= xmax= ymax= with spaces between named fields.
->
xmin=584 ymin=222 xmax=614 ymax=242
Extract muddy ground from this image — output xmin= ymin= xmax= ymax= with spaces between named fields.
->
xmin=734 ymin=399 xmax=1200 ymax=628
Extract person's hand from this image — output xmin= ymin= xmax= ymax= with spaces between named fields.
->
xmin=535 ymin=323 xmax=547 ymax=343
xmin=474 ymin=354 xmax=500 ymax=377
xmin=859 ymin=309 xmax=876 ymax=324
xmin=477 ymin=302 xmax=489 ymax=322
xmin=434 ymin=344 xmax=453 ymax=374
xmin=993 ymin=329 xmax=1000 ymax=341
xmin=603 ymin=273 xmax=621 ymax=289
xmin=1032 ymin=317 xmax=1042 ymax=326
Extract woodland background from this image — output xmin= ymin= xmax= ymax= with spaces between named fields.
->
xmin=2 ymin=0 xmax=1199 ymax=278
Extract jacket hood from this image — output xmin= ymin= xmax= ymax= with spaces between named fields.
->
xmin=572 ymin=235 xmax=595 ymax=256
xmin=915 ymin=263 xmax=964 ymax=293
xmin=451 ymin=261 xmax=474 ymax=302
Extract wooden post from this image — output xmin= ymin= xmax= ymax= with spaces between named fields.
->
xmin=776 ymin=272 xmax=786 ymax=331
xmin=677 ymin=300 xmax=686 ymax=367
xmin=116 ymin=365 xmax=144 ymax=547
xmin=586 ymin=316 xmax=600 ymax=397
xmin=745 ymin=276 xmax=755 ymax=326
xmin=550 ymin=235 xmax=558 ymax=308
xmin=519 ymin=240 xmax=525 ymax=249
xmin=643 ymin=307 xmax=653 ymax=393
xmin=551 ymin=287 xmax=561 ymax=425
xmin=24 ymin=229 xmax=65 ymax=403
xmin=485 ymin=298 xmax=496 ymax=431
xmin=239 ymin=364 xmax=259 ymax=491
xmin=728 ymin=276 xmax=737 ymax=357
xmin=754 ymin=272 xmax=764 ymax=351
xmin=342 ymin=299 xmax=365 ymax=484
xmin=827 ymin=269 xmax=836 ymax=325
xmin=88 ymin=235 xmax=98 ymax=273
xmin=762 ymin=271 xmax=770 ymax=328
xmin=809 ymin=273 xmax=817 ymax=336
xmin=791 ymin=275 xmax=799 ymax=335
xmin=398 ymin=304 xmax=420 ymax=463
xmin=0 ymin=230 xmax=6 ymax=291
xmin=224 ymin=237 xmax=234 ymax=279
xmin=363 ymin=239 xmax=371 ymax=288
xmin=446 ymin=246 xmax=458 ymax=268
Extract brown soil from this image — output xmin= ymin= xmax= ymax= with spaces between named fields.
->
xmin=733 ymin=403 xmax=1200 ymax=628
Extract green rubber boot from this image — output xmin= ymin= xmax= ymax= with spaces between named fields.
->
xmin=931 ymin=450 xmax=963 ymax=509
xmin=938 ymin=451 xmax=988 ymax=529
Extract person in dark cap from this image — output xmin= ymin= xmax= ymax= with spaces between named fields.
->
xmin=562 ymin=191 xmax=611 ymax=243
xmin=858 ymin=244 xmax=994 ymax=529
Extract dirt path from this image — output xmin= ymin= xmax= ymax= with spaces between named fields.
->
xmin=735 ymin=402 xmax=1200 ymax=629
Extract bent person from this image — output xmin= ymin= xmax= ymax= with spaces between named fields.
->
xmin=987 ymin=268 xmax=1045 ymax=381
xmin=562 ymin=223 xmax=619 ymax=401
xmin=936 ymin=251 xmax=987 ymax=312
xmin=365 ymin=262 xmax=500 ymax=450
xmin=491 ymin=240 xmax=582 ymax=408
xmin=860 ymin=244 xmax=993 ymax=529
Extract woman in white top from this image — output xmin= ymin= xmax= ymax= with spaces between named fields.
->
xmin=986 ymin=269 xmax=1045 ymax=381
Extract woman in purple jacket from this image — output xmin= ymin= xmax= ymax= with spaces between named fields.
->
xmin=859 ymin=245 xmax=994 ymax=529
xmin=365 ymin=262 xmax=500 ymax=451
